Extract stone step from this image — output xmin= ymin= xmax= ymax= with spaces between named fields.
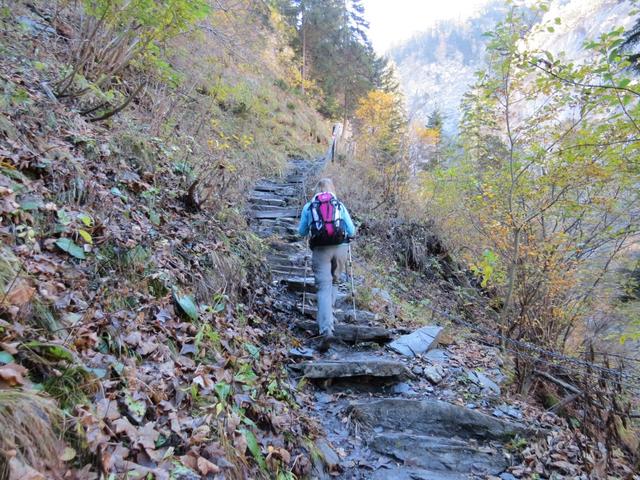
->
xmin=296 ymin=305 xmax=379 ymax=324
xmin=281 ymin=276 xmax=315 ymax=293
xmin=249 ymin=190 xmax=297 ymax=201
xmin=254 ymin=181 xmax=298 ymax=193
xmin=294 ymin=320 xmax=392 ymax=343
xmin=369 ymin=467 xmax=471 ymax=480
xmin=251 ymin=208 xmax=299 ymax=219
xmin=260 ymin=217 xmax=298 ymax=225
xmin=268 ymin=240 xmax=306 ymax=252
xmin=267 ymin=256 xmax=307 ymax=268
xmin=369 ymin=432 xmax=507 ymax=477
xmin=272 ymin=266 xmax=308 ymax=277
xmin=346 ymin=399 xmax=531 ymax=442
xmin=388 ymin=326 xmax=443 ymax=357
xmin=293 ymin=357 xmax=410 ymax=381
xmin=249 ymin=198 xmax=287 ymax=207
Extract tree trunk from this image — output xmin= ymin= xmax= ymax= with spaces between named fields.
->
xmin=499 ymin=227 xmax=520 ymax=343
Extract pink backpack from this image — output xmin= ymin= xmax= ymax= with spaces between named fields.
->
xmin=309 ymin=192 xmax=346 ymax=247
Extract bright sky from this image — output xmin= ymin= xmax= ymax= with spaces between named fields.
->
xmin=362 ymin=0 xmax=492 ymax=53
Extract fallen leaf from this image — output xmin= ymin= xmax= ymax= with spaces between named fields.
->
xmin=3 ymin=280 xmax=35 ymax=307
xmin=124 ymin=331 xmax=142 ymax=346
xmin=197 ymin=456 xmax=220 ymax=475
xmin=113 ymin=417 xmax=138 ymax=438
xmin=60 ymin=447 xmax=76 ymax=462
xmin=0 ymin=363 xmax=28 ymax=386
xmin=137 ymin=421 xmax=159 ymax=451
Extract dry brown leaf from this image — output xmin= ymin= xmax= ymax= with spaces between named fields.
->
xmin=113 ymin=417 xmax=137 ymax=439
xmin=8 ymin=457 xmax=46 ymax=480
xmin=234 ymin=432 xmax=247 ymax=455
xmin=197 ymin=456 xmax=220 ymax=475
xmin=3 ymin=280 xmax=36 ymax=307
xmin=123 ymin=331 xmax=142 ymax=346
xmin=0 ymin=363 xmax=28 ymax=386
xmin=136 ymin=422 xmax=159 ymax=451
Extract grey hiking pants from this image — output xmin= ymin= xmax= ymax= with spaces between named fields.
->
xmin=312 ymin=244 xmax=348 ymax=335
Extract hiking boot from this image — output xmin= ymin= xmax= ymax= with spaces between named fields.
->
xmin=318 ymin=333 xmax=333 ymax=353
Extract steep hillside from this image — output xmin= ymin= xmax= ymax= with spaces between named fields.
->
xmin=0 ymin=2 xmax=329 ymax=478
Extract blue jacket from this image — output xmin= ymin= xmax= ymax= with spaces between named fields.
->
xmin=298 ymin=196 xmax=356 ymax=239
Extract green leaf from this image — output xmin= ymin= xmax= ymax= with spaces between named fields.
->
xmin=23 ymin=341 xmax=74 ymax=362
xmin=56 ymin=209 xmax=71 ymax=226
xmin=241 ymin=428 xmax=267 ymax=471
xmin=110 ymin=187 xmax=128 ymax=202
xmin=244 ymin=343 xmax=260 ymax=359
xmin=20 ymin=200 xmax=41 ymax=211
xmin=78 ymin=229 xmax=93 ymax=245
xmin=148 ymin=210 xmax=161 ymax=226
xmin=55 ymin=238 xmax=86 ymax=259
xmin=173 ymin=289 xmax=199 ymax=320
xmin=234 ymin=364 xmax=258 ymax=385
xmin=214 ymin=381 xmax=231 ymax=402
xmin=77 ymin=213 xmax=93 ymax=227
xmin=124 ymin=393 xmax=147 ymax=420
xmin=618 ymin=78 xmax=631 ymax=88
xmin=88 ymin=367 xmax=108 ymax=379
xmin=0 ymin=351 xmax=14 ymax=364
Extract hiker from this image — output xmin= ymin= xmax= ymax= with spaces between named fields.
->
xmin=298 ymin=178 xmax=356 ymax=352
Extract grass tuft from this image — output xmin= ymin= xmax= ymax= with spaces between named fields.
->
xmin=0 ymin=390 xmax=63 ymax=476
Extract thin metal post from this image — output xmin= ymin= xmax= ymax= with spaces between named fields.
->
xmin=302 ymin=255 xmax=308 ymax=317
xmin=348 ymin=243 xmax=357 ymax=322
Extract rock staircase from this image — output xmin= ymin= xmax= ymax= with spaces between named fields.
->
xmin=249 ymin=158 xmax=533 ymax=479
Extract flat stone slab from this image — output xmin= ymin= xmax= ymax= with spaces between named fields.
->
xmin=294 ymin=358 xmax=410 ymax=380
xmin=281 ymin=276 xmax=315 ymax=292
xmin=370 ymin=432 xmax=507 ymax=475
xmin=252 ymin=208 xmax=299 ymax=219
xmin=297 ymin=305 xmax=379 ymax=324
xmin=369 ymin=467 xmax=465 ymax=480
xmin=388 ymin=326 xmax=443 ymax=356
xmin=295 ymin=320 xmax=393 ymax=343
xmin=347 ymin=398 xmax=530 ymax=441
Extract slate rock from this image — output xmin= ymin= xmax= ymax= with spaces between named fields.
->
xmin=468 ymin=371 xmax=501 ymax=396
xmin=370 ymin=432 xmax=507 ymax=475
xmin=347 ymin=398 xmax=531 ymax=441
xmin=316 ymin=439 xmax=340 ymax=470
xmin=391 ymin=382 xmax=416 ymax=395
xmin=424 ymin=365 xmax=446 ymax=384
xmin=288 ymin=347 xmax=315 ymax=359
xmin=369 ymin=468 xmax=462 ymax=480
xmin=295 ymin=320 xmax=392 ymax=343
xmin=500 ymin=474 xmax=518 ymax=480
xmin=388 ymin=326 xmax=443 ymax=357
xmin=425 ymin=348 xmax=449 ymax=363
xmin=294 ymin=358 xmax=410 ymax=380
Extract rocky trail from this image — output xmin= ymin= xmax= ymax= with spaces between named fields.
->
xmin=248 ymin=158 xmax=540 ymax=480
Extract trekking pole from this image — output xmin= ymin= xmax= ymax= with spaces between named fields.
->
xmin=302 ymin=255 xmax=308 ymax=317
xmin=348 ymin=242 xmax=357 ymax=322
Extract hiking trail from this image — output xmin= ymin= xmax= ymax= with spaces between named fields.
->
xmin=248 ymin=157 xmax=539 ymax=480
